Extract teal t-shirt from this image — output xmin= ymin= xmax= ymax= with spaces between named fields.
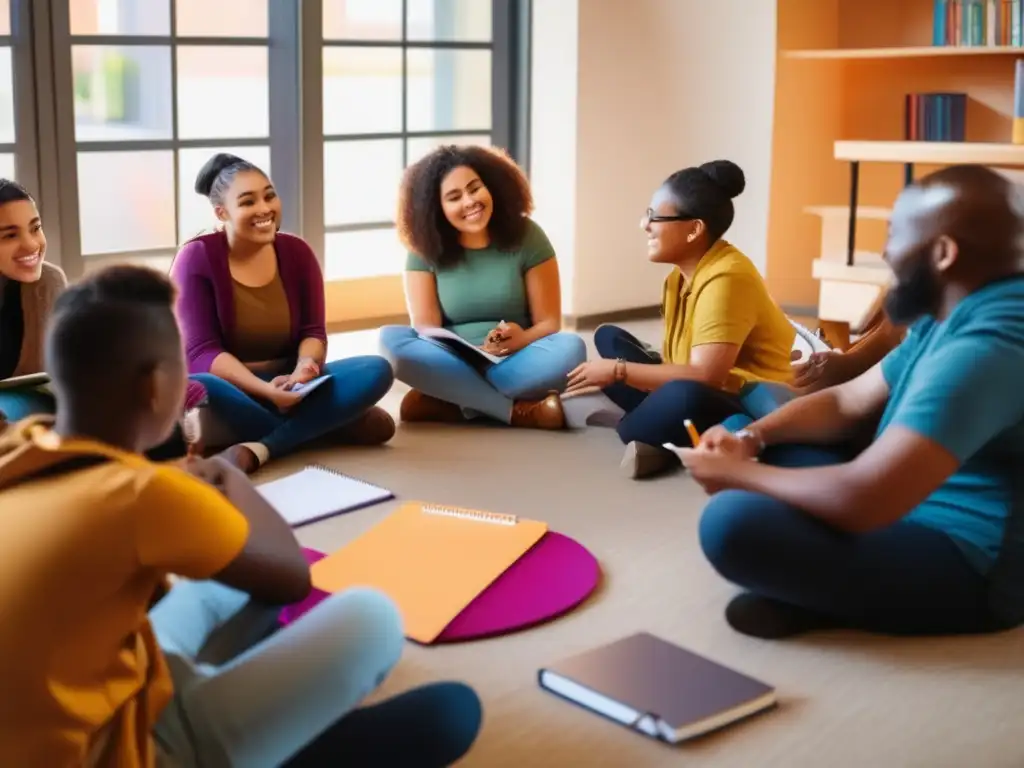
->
xmin=876 ymin=276 xmax=1024 ymax=621
xmin=405 ymin=218 xmax=556 ymax=346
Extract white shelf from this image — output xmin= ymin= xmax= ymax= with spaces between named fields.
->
xmin=784 ymin=45 xmax=1024 ymax=60
xmin=835 ymin=140 xmax=1024 ymax=166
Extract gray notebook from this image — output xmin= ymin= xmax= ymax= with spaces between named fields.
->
xmin=539 ymin=632 xmax=776 ymax=743
xmin=256 ymin=465 xmax=393 ymax=527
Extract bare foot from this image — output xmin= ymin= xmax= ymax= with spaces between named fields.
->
xmin=218 ymin=444 xmax=261 ymax=475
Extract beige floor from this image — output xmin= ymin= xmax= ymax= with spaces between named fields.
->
xmin=255 ymin=322 xmax=1024 ymax=768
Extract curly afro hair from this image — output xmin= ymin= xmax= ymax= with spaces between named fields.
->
xmin=396 ymin=144 xmax=534 ymax=268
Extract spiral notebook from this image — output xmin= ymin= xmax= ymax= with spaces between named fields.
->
xmin=256 ymin=465 xmax=394 ymax=527
xmin=310 ymin=501 xmax=548 ymax=643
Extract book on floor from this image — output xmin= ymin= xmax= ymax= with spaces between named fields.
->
xmin=256 ymin=465 xmax=393 ymax=526
xmin=538 ymin=632 xmax=776 ymax=744
xmin=418 ymin=326 xmax=504 ymax=365
xmin=310 ymin=501 xmax=548 ymax=643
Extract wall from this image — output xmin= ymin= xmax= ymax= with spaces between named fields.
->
xmin=531 ymin=0 xmax=779 ymax=318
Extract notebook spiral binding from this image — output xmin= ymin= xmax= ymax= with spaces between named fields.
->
xmin=421 ymin=504 xmax=519 ymax=526
xmin=308 ymin=464 xmax=383 ymax=490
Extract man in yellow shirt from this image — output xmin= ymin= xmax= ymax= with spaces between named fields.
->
xmin=566 ymin=160 xmax=794 ymax=478
xmin=0 ymin=266 xmax=481 ymax=766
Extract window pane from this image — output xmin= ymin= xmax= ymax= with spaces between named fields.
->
xmin=323 ymin=0 xmax=401 ymax=41
xmin=407 ymin=0 xmax=491 ymax=42
xmin=323 ymin=48 xmax=402 ymax=135
xmin=406 ymin=49 xmax=491 ymax=133
xmin=176 ymin=0 xmax=268 ymax=37
xmin=325 ymin=228 xmax=404 ymax=280
xmin=178 ymin=145 xmax=271 ymax=243
xmin=0 ymin=48 xmax=13 ymax=143
xmin=69 ymin=0 xmax=170 ymax=36
xmin=72 ymin=46 xmax=172 ymax=141
xmin=177 ymin=47 xmax=268 ymax=140
xmin=0 ymin=0 xmax=9 ymax=36
xmin=406 ymin=133 xmax=490 ymax=166
xmin=78 ymin=151 xmax=176 ymax=255
xmin=0 ymin=153 xmax=14 ymax=180
xmin=324 ymin=139 xmax=401 ymax=226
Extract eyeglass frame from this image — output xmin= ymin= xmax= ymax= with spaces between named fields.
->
xmin=641 ymin=207 xmax=697 ymax=226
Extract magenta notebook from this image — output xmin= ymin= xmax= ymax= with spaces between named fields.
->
xmin=281 ymin=532 xmax=600 ymax=641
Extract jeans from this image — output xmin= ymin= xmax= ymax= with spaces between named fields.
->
xmin=593 ymin=324 xmax=746 ymax=447
xmin=0 ymin=388 xmax=55 ymax=421
xmin=151 ymin=581 xmax=482 ymax=767
xmin=379 ymin=325 xmax=587 ymax=423
xmin=698 ymin=443 xmax=1006 ymax=635
xmin=190 ymin=356 xmax=393 ymax=459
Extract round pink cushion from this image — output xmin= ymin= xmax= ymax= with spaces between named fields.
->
xmin=280 ymin=532 xmax=600 ymax=642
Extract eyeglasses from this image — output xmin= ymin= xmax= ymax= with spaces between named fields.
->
xmin=641 ymin=208 xmax=693 ymax=225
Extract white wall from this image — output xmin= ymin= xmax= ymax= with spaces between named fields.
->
xmin=531 ymin=0 xmax=778 ymax=317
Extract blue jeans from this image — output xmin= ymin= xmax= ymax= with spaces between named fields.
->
xmin=190 ymin=356 xmax=393 ymax=459
xmin=151 ymin=581 xmax=481 ymax=767
xmin=0 ymin=388 xmax=54 ymax=420
xmin=698 ymin=440 xmax=1005 ymax=635
xmin=379 ymin=325 xmax=587 ymax=423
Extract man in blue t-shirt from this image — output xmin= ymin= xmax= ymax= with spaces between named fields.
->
xmin=675 ymin=165 xmax=1024 ymax=639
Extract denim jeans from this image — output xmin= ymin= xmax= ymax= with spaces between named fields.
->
xmin=0 ymin=387 xmax=55 ymax=421
xmin=379 ymin=325 xmax=587 ymax=423
xmin=190 ymin=356 xmax=393 ymax=459
xmin=151 ymin=581 xmax=481 ymax=767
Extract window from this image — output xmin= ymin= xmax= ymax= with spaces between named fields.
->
xmin=321 ymin=0 xmax=495 ymax=280
xmin=0 ymin=1 xmax=15 ymax=182
xmin=66 ymin=0 xmax=270 ymax=256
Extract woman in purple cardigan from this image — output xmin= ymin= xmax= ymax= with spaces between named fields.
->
xmin=172 ymin=153 xmax=395 ymax=473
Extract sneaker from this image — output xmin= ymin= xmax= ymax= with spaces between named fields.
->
xmin=335 ymin=406 xmax=396 ymax=445
xmin=510 ymin=393 xmax=566 ymax=430
xmin=620 ymin=441 xmax=677 ymax=479
xmin=399 ymin=390 xmax=466 ymax=423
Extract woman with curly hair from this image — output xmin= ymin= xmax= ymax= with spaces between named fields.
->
xmin=379 ymin=145 xmax=586 ymax=429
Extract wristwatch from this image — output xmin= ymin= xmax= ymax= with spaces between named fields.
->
xmin=734 ymin=427 xmax=766 ymax=457
xmin=614 ymin=358 xmax=627 ymax=382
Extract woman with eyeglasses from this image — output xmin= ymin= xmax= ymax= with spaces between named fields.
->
xmin=565 ymin=160 xmax=794 ymax=478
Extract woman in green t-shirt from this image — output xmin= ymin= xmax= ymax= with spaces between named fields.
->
xmin=379 ymin=145 xmax=586 ymax=429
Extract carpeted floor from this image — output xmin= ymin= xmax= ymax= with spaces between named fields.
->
xmin=253 ymin=323 xmax=1024 ymax=767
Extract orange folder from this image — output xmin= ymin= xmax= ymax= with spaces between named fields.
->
xmin=310 ymin=501 xmax=548 ymax=643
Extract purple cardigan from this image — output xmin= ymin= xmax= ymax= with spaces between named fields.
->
xmin=170 ymin=231 xmax=327 ymax=374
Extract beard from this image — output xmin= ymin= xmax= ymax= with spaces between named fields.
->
xmin=884 ymin=253 xmax=942 ymax=326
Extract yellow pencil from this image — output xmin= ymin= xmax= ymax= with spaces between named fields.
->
xmin=684 ymin=419 xmax=701 ymax=447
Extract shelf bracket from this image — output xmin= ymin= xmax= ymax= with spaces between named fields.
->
xmin=846 ymin=161 xmax=859 ymax=267
xmin=904 ymin=162 xmax=914 ymax=187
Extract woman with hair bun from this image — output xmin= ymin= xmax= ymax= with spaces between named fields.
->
xmin=566 ymin=160 xmax=795 ymax=478
xmin=170 ymin=153 xmax=395 ymax=473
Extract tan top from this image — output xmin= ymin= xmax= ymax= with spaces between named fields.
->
xmin=14 ymin=261 xmax=68 ymax=377
xmin=229 ymin=271 xmax=292 ymax=364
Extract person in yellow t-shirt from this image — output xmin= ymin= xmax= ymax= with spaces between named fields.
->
xmin=0 ymin=266 xmax=481 ymax=767
xmin=566 ymin=160 xmax=794 ymax=478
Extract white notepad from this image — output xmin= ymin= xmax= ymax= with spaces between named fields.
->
xmin=256 ymin=465 xmax=394 ymax=526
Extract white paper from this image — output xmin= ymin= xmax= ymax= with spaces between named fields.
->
xmin=256 ymin=466 xmax=392 ymax=526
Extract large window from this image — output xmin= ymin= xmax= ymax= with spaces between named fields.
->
xmin=6 ymin=0 xmax=528 ymax=319
xmin=321 ymin=0 xmax=494 ymax=280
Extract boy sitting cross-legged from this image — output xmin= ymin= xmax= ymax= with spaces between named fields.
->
xmin=0 ymin=265 xmax=481 ymax=767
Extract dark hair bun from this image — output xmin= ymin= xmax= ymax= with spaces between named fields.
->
xmin=699 ymin=160 xmax=745 ymax=199
xmin=194 ymin=153 xmax=245 ymax=197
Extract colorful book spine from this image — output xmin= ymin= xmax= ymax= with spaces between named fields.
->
xmin=1013 ymin=59 xmax=1024 ymax=143
xmin=934 ymin=0 xmax=1024 ymax=46
xmin=904 ymin=93 xmax=968 ymax=142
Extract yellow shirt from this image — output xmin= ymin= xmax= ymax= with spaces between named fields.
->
xmin=661 ymin=239 xmax=794 ymax=393
xmin=0 ymin=418 xmax=249 ymax=768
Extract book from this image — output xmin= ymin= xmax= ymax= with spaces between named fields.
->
xmin=418 ymin=326 xmax=504 ymax=365
xmin=0 ymin=372 xmax=50 ymax=391
xmin=289 ymin=373 xmax=333 ymax=399
xmin=256 ymin=465 xmax=394 ymax=526
xmin=904 ymin=92 xmax=967 ymax=142
xmin=539 ymin=632 xmax=777 ymax=744
xmin=933 ymin=0 xmax=1024 ymax=47
xmin=310 ymin=501 xmax=548 ymax=643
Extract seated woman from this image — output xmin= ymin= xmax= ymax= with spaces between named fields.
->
xmin=565 ymin=160 xmax=794 ymax=478
xmin=379 ymin=145 xmax=586 ymax=429
xmin=0 ymin=179 xmax=67 ymax=421
xmin=172 ymin=153 xmax=395 ymax=474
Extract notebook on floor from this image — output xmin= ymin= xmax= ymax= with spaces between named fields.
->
xmin=256 ymin=465 xmax=393 ymax=526
xmin=310 ymin=501 xmax=548 ymax=643
xmin=539 ymin=632 xmax=776 ymax=744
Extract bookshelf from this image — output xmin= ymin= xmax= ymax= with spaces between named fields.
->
xmin=767 ymin=0 xmax=1024 ymax=332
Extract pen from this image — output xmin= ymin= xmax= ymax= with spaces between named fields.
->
xmin=684 ymin=419 xmax=701 ymax=447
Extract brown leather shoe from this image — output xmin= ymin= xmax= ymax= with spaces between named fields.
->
xmin=510 ymin=392 xmax=566 ymax=430
xmin=335 ymin=406 xmax=396 ymax=445
xmin=399 ymin=390 xmax=466 ymax=423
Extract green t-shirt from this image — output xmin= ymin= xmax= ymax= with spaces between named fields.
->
xmin=405 ymin=218 xmax=556 ymax=346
